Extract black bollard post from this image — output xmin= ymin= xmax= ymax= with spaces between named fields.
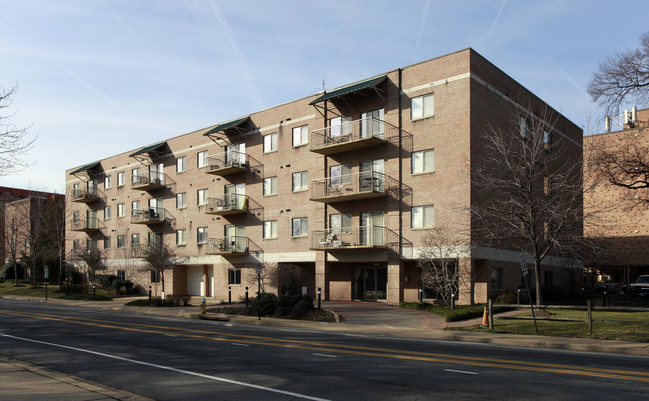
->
xmin=93 ymin=284 xmax=96 ymax=297
xmin=149 ymin=285 xmax=152 ymax=300
xmin=317 ymin=287 xmax=322 ymax=310
xmin=245 ymin=287 xmax=249 ymax=308
xmin=228 ymin=286 xmax=232 ymax=304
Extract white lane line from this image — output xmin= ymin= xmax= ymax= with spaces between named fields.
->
xmin=0 ymin=333 xmax=330 ymax=401
xmin=444 ymin=369 xmax=478 ymax=375
xmin=312 ymin=353 xmax=337 ymax=358
xmin=165 ymin=334 xmax=178 ymax=338
xmin=232 ymin=343 xmax=250 ymax=347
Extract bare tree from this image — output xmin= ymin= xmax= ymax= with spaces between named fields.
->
xmin=417 ymin=225 xmax=469 ymax=305
xmin=42 ymin=194 xmax=67 ymax=288
xmin=472 ymin=106 xmax=585 ymax=305
xmin=4 ymin=209 xmax=24 ymax=285
xmin=246 ymin=262 xmax=306 ymax=295
xmin=588 ymin=32 xmax=649 ymax=114
xmin=75 ymin=244 xmax=104 ymax=293
xmin=19 ymin=197 xmax=49 ymax=286
xmin=0 ymin=84 xmax=35 ymax=176
xmin=140 ymin=239 xmax=182 ymax=299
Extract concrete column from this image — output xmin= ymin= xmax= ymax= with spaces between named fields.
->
xmin=315 ymin=254 xmax=328 ymax=301
xmin=387 ymin=260 xmax=403 ymax=305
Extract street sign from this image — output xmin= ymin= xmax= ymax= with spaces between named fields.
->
xmin=254 ymin=263 xmax=264 ymax=275
xmin=519 ymin=254 xmax=528 ymax=276
xmin=44 ymin=265 xmax=49 ymax=279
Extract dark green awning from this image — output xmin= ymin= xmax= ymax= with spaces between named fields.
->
xmin=129 ymin=141 xmax=167 ymax=157
xmin=70 ymin=161 xmax=100 ymax=175
xmin=309 ymin=75 xmax=387 ymax=105
xmin=203 ymin=116 xmax=250 ymax=136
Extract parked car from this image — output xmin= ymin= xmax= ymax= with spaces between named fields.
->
xmin=629 ymin=275 xmax=649 ymax=298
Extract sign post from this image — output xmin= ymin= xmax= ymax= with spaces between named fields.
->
xmin=44 ymin=265 xmax=49 ymax=301
xmin=519 ymin=254 xmax=538 ymax=334
xmin=254 ymin=263 xmax=264 ymax=320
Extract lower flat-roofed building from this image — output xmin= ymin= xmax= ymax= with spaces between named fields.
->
xmin=65 ymin=48 xmax=582 ymax=304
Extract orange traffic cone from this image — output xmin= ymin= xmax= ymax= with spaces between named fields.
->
xmin=480 ymin=306 xmax=489 ymax=327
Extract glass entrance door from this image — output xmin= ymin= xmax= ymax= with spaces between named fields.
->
xmin=353 ymin=264 xmax=388 ymax=301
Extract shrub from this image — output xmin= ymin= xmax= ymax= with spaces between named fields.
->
xmin=287 ymin=299 xmax=314 ymax=320
xmin=57 ymin=284 xmax=86 ymax=296
xmin=495 ymin=292 xmax=517 ymax=304
xmin=429 ymin=305 xmax=486 ymax=322
xmin=166 ymin=294 xmax=191 ymax=306
xmin=111 ymin=279 xmax=135 ymax=295
xmin=65 ymin=270 xmax=84 ymax=285
xmin=252 ymin=292 xmax=277 ymax=316
xmin=399 ymin=301 xmax=432 ymax=310
xmin=94 ymin=274 xmax=118 ymax=288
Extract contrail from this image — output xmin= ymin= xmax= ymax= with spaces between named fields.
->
xmin=489 ymin=0 xmax=507 ymax=36
xmin=415 ymin=0 xmax=431 ymax=62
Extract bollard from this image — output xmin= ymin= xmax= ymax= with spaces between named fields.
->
xmin=149 ymin=285 xmax=152 ymax=300
xmin=419 ymin=287 xmax=422 ymax=302
xmin=245 ymin=287 xmax=249 ymax=308
xmin=603 ymin=289 xmax=607 ymax=307
xmin=201 ymin=297 xmax=206 ymax=314
xmin=228 ymin=286 xmax=232 ymax=305
xmin=451 ymin=293 xmax=455 ymax=310
xmin=93 ymin=284 xmax=96 ymax=297
xmin=488 ymin=298 xmax=494 ymax=330
xmin=517 ymin=288 xmax=521 ymax=305
xmin=317 ymin=287 xmax=322 ymax=310
xmin=587 ymin=299 xmax=593 ymax=336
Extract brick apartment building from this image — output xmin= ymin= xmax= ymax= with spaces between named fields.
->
xmin=65 ymin=48 xmax=582 ymax=304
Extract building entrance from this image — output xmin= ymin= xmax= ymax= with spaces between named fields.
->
xmin=353 ymin=263 xmax=387 ymax=301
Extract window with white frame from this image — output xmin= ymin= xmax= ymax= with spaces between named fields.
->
xmin=330 ymin=164 xmax=352 ymax=185
xmin=131 ymin=201 xmax=140 ymax=215
xmin=228 ymin=268 xmax=241 ymax=285
xmin=104 ymin=236 xmax=111 ymax=249
xmin=292 ymin=125 xmax=308 ymax=146
xmin=197 ymin=189 xmax=208 ymax=206
xmin=197 ymin=227 xmax=208 ymax=244
xmin=176 ymin=229 xmax=186 ymax=245
xmin=131 ymin=233 xmax=140 ymax=248
xmin=411 ymin=149 xmax=434 ymax=174
xmin=104 ymin=206 xmax=111 ymax=220
xmin=104 ymin=175 xmax=112 ymax=189
xmin=197 ymin=151 xmax=208 ymax=168
xmin=412 ymin=205 xmax=434 ymax=228
xmin=132 ymin=168 xmax=140 ymax=183
xmin=176 ymin=156 xmax=187 ymax=173
xmin=292 ymin=171 xmax=308 ymax=192
xmin=263 ymin=220 xmax=277 ymax=239
xmin=264 ymin=133 xmax=278 ymax=153
xmin=411 ymin=93 xmax=434 ymax=119
xmin=176 ymin=192 xmax=187 ymax=209
xmin=330 ymin=213 xmax=351 ymax=234
xmin=117 ymin=203 xmax=125 ymax=218
xmin=292 ymin=217 xmax=308 ymax=237
xmin=117 ymin=235 xmax=125 ymax=249
xmin=263 ymin=177 xmax=277 ymax=196
xmin=117 ymin=172 xmax=125 ymax=187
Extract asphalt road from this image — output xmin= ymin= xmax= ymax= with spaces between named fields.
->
xmin=1 ymin=299 xmax=648 ymax=400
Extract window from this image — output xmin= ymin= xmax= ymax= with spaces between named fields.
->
xmin=176 ymin=192 xmax=187 ymax=209
xmin=491 ymin=267 xmax=503 ymax=289
xmin=104 ymin=236 xmax=111 ymax=249
xmin=263 ymin=177 xmax=277 ymax=196
xmin=330 ymin=213 xmax=351 ymax=234
xmin=330 ymin=116 xmax=352 ymax=138
xmin=412 ymin=149 xmax=434 ymax=174
xmin=411 ymin=93 xmax=434 ymax=119
xmin=151 ymin=270 xmax=160 ymax=284
xmin=117 ymin=203 xmax=125 ymax=218
xmin=197 ymin=227 xmax=208 ymax=244
xmin=131 ymin=201 xmax=140 ymax=215
xmin=176 ymin=156 xmax=187 ymax=173
xmin=520 ymin=116 xmax=531 ymax=139
xmin=176 ymin=229 xmax=186 ymax=245
xmin=292 ymin=217 xmax=308 ymax=237
xmin=292 ymin=125 xmax=308 ymax=146
xmin=197 ymin=189 xmax=208 ymax=206
xmin=330 ymin=164 xmax=352 ymax=185
xmin=197 ymin=150 xmax=208 ymax=168
xmin=263 ymin=221 xmax=277 ymax=239
xmin=72 ymin=239 xmax=80 ymax=250
xmin=131 ymin=234 xmax=140 ymax=247
xmin=104 ymin=175 xmax=112 ymax=189
xmin=264 ymin=133 xmax=278 ymax=153
xmin=412 ymin=205 xmax=434 ymax=228
xmin=117 ymin=270 xmax=125 ymax=280
xmin=117 ymin=172 xmax=125 ymax=187
xmin=104 ymin=206 xmax=111 ymax=220
xmin=228 ymin=268 xmax=241 ymax=285
xmin=292 ymin=171 xmax=308 ymax=192
xmin=132 ymin=168 xmax=140 ymax=183
xmin=544 ymin=130 xmax=552 ymax=149
xmin=117 ymin=235 xmax=125 ymax=249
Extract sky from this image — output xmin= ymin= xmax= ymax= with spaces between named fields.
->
xmin=1 ymin=0 xmax=647 ymax=194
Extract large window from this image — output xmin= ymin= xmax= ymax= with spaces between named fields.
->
xmin=176 ymin=192 xmax=187 ymax=209
xmin=263 ymin=220 xmax=277 ymax=239
xmin=104 ymin=236 xmax=111 ymax=249
xmin=176 ymin=229 xmax=186 ymax=245
xmin=412 ymin=149 xmax=434 ymax=174
xmin=197 ymin=227 xmax=208 ymax=244
xmin=117 ymin=203 xmax=125 ymax=218
xmin=228 ymin=269 xmax=241 ymax=285
xmin=263 ymin=177 xmax=277 ymax=196
xmin=292 ymin=217 xmax=308 ymax=237
xmin=264 ymin=133 xmax=278 ymax=153
xmin=330 ymin=213 xmax=351 ymax=234
xmin=197 ymin=189 xmax=208 ymax=206
xmin=197 ymin=150 xmax=208 ymax=168
xmin=104 ymin=206 xmax=111 ymax=220
xmin=411 ymin=93 xmax=434 ymax=119
xmin=132 ymin=168 xmax=140 ymax=183
xmin=177 ymin=156 xmax=187 ymax=173
xmin=292 ymin=125 xmax=308 ymax=146
xmin=520 ymin=116 xmax=531 ymax=139
xmin=131 ymin=201 xmax=140 ymax=215
xmin=292 ymin=171 xmax=308 ymax=192
xmin=117 ymin=235 xmax=125 ymax=249
xmin=330 ymin=164 xmax=351 ymax=185
xmin=412 ymin=205 xmax=434 ymax=228
xmin=104 ymin=175 xmax=112 ymax=189
xmin=131 ymin=233 xmax=140 ymax=247
xmin=151 ymin=270 xmax=161 ymax=284
xmin=117 ymin=172 xmax=125 ymax=187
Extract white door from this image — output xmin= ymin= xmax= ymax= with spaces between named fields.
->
xmin=149 ymin=163 xmax=164 ymax=184
xmin=149 ymin=198 xmax=163 ymax=219
xmin=187 ymin=266 xmax=204 ymax=296
xmin=226 ymin=143 xmax=245 ymax=166
xmin=361 ymin=108 xmax=384 ymax=138
xmin=225 ymin=183 xmax=245 ymax=210
xmin=361 ymin=211 xmax=384 ymax=246
xmin=360 ymin=159 xmax=384 ymax=192
xmin=225 ymin=224 xmax=245 ymax=252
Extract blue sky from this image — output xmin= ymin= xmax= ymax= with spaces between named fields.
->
xmin=1 ymin=0 xmax=647 ymax=193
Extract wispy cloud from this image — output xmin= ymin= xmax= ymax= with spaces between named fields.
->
xmin=414 ymin=0 xmax=431 ymax=62
xmin=489 ymin=0 xmax=507 ymax=36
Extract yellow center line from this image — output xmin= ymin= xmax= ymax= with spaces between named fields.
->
xmin=2 ymin=309 xmax=648 ymax=382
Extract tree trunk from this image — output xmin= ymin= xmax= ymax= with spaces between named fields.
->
xmin=534 ymin=258 xmax=543 ymax=305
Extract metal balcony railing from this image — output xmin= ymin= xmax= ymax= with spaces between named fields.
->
xmin=310 ymin=171 xmax=397 ymax=203
xmin=206 ymin=236 xmax=249 ymax=255
xmin=131 ymin=173 xmax=167 ymax=190
xmin=70 ymin=187 xmax=100 ymax=203
xmin=131 ymin=208 xmax=166 ymax=224
xmin=310 ymin=226 xmax=399 ymax=250
xmin=70 ymin=217 xmax=100 ymax=232
xmin=310 ymin=117 xmax=396 ymax=155
xmin=205 ymin=151 xmax=250 ymax=176
xmin=205 ymin=194 xmax=249 ymax=215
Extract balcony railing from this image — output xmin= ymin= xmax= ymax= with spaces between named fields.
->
xmin=205 ymin=151 xmax=250 ymax=176
xmin=310 ymin=117 xmax=396 ymax=155
xmin=131 ymin=208 xmax=166 ymax=225
xmin=310 ymin=171 xmax=397 ymax=203
xmin=205 ymin=194 xmax=249 ymax=215
xmin=206 ymin=236 xmax=249 ymax=255
xmin=131 ymin=173 xmax=166 ymax=191
xmin=70 ymin=217 xmax=100 ymax=232
xmin=70 ymin=187 xmax=100 ymax=203
xmin=310 ymin=226 xmax=399 ymax=250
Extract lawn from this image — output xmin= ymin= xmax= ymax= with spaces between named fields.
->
xmin=456 ymin=308 xmax=649 ymax=342
xmin=0 ymin=282 xmax=112 ymax=301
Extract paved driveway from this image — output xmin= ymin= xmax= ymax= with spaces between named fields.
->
xmin=322 ymin=302 xmax=447 ymax=330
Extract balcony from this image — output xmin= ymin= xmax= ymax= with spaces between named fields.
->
xmin=70 ymin=188 xmax=100 ymax=203
xmin=131 ymin=208 xmax=166 ymax=225
xmin=310 ymin=117 xmax=396 ymax=155
xmin=70 ymin=217 xmax=100 ymax=232
xmin=206 ymin=236 xmax=249 ymax=256
xmin=205 ymin=151 xmax=250 ymax=176
xmin=310 ymin=226 xmax=399 ymax=250
xmin=131 ymin=173 xmax=166 ymax=191
xmin=205 ymin=194 xmax=249 ymax=216
xmin=310 ymin=171 xmax=397 ymax=203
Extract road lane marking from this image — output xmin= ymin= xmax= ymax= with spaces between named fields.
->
xmin=444 ymin=369 xmax=478 ymax=375
xmin=232 ymin=343 xmax=250 ymax=347
xmin=0 ymin=333 xmax=330 ymax=401
xmin=312 ymin=353 xmax=337 ymax=358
